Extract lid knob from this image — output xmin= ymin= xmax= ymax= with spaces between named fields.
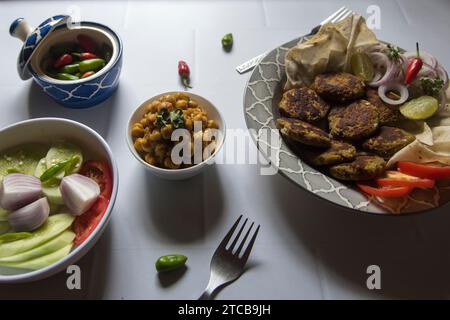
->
xmin=10 ymin=18 xmax=34 ymax=42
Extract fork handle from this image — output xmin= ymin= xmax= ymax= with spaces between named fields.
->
xmin=198 ymin=286 xmax=214 ymax=300
xmin=198 ymin=290 xmax=212 ymax=300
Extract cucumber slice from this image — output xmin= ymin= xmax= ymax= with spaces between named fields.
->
xmin=0 ymin=230 xmax=74 ymax=263
xmin=0 ymin=221 xmax=10 ymax=235
xmin=0 ymin=213 xmax=74 ymax=258
xmin=49 ymin=203 xmax=61 ymax=215
xmin=43 ymin=185 xmax=64 ymax=205
xmin=0 ymin=243 xmax=73 ymax=270
xmin=45 ymin=143 xmax=83 ymax=174
xmin=0 ymin=144 xmax=47 ymax=181
xmin=400 ymin=96 xmax=438 ymax=120
xmin=0 ymin=208 xmax=8 ymax=222
xmin=34 ymin=157 xmax=47 ymax=178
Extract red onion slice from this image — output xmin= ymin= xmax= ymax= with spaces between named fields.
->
xmin=368 ymin=53 xmax=399 ymax=87
xmin=436 ymin=64 xmax=449 ymax=87
xmin=8 ymin=197 xmax=49 ymax=232
xmin=378 ymin=82 xmax=409 ymax=105
xmin=60 ymin=174 xmax=100 ymax=216
xmin=417 ymin=62 xmax=438 ymax=79
xmin=0 ymin=174 xmax=42 ymax=211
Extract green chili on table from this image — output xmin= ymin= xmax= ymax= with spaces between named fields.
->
xmin=221 ymin=33 xmax=233 ymax=51
xmin=155 ymin=254 xmax=188 ymax=272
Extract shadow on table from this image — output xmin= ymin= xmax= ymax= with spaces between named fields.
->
xmin=26 ymin=81 xmax=120 ymax=140
xmin=144 ymin=165 xmax=224 ymax=244
xmin=158 ymin=265 xmax=189 ymax=288
xmin=269 ymin=173 xmax=450 ymax=299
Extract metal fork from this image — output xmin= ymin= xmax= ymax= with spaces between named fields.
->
xmin=199 ymin=215 xmax=260 ymax=300
xmin=236 ymin=6 xmax=353 ymax=74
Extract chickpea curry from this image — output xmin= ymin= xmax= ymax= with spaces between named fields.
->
xmin=131 ymin=93 xmax=219 ymax=169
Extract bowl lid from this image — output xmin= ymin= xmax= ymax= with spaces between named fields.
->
xmin=10 ymin=15 xmax=70 ymax=80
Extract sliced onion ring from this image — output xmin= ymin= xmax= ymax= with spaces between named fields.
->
xmin=436 ymin=64 xmax=449 ymax=88
xmin=417 ymin=62 xmax=438 ymax=79
xmin=402 ymin=50 xmax=437 ymax=69
xmin=378 ymin=82 xmax=409 ymax=105
xmin=368 ymin=58 xmax=399 ymax=87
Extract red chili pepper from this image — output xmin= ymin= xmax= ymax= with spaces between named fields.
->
xmin=80 ymin=52 xmax=98 ymax=60
xmin=77 ymin=34 xmax=96 ymax=53
xmin=404 ymin=42 xmax=423 ymax=85
xmin=53 ymin=53 xmax=73 ymax=69
xmin=81 ymin=71 xmax=95 ymax=79
xmin=178 ymin=60 xmax=192 ymax=89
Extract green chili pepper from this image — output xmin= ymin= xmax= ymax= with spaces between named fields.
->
xmin=79 ymin=58 xmax=106 ymax=73
xmin=40 ymin=156 xmax=79 ymax=182
xmin=56 ymin=73 xmax=79 ymax=81
xmin=74 ymin=72 xmax=82 ymax=78
xmin=0 ymin=232 xmax=32 ymax=243
xmin=64 ymin=156 xmax=81 ymax=175
xmin=59 ymin=63 xmax=80 ymax=75
xmin=221 ymin=33 xmax=233 ymax=51
xmin=155 ymin=254 xmax=188 ymax=272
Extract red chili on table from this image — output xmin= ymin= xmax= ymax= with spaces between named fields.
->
xmin=178 ymin=60 xmax=192 ymax=89
xmin=53 ymin=53 xmax=73 ymax=69
xmin=404 ymin=42 xmax=423 ymax=85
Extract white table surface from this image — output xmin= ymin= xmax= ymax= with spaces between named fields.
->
xmin=0 ymin=0 xmax=450 ymax=300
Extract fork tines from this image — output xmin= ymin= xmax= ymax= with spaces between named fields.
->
xmin=218 ymin=215 xmax=260 ymax=261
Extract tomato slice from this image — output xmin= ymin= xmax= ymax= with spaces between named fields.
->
xmin=376 ymin=170 xmax=435 ymax=188
xmin=357 ymin=183 xmax=413 ymax=198
xmin=80 ymin=160 xmax=113 ymax=199
xmin=398 ymin=162 xmax=450 ymax=180
xmin=72 ymin=195 xmax=109 ymax=245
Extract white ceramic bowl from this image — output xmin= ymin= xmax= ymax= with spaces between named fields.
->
xmin=0 ymin=118 xmax=118 ymax=283
xmin=127 ymin=92 xmax=226 ymax=180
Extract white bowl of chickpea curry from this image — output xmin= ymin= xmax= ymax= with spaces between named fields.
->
xmin=127 ymin=92 xmax=226 ymax=180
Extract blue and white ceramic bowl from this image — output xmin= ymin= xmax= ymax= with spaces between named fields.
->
xmin=10 ymin=16 xmax=122 ymax=108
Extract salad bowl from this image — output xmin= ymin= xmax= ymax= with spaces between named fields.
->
xmin=0 ymin=118 xmax=118 ymax=283
xmin=10 ymin=15 xmax=123 ymax=108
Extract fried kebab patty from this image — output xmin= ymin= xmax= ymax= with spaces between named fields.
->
xmin=362 ymin=126 xmax=416 ymax=159
xmin=277 ymin=117 xmax=331 ymax=147
xmin=328 ymin=99 xmax=380 ymax=141
xmin=366 ymin=88 xmax=400 ymax=125
xmin=279 ymin=87 xmax=330 ymax=123
xmin=329 ymin=155 xmax=386 ymax=181
xmin=307 ymin=140 xmax=357 ymax=166
xmin=313 ymin=72 xmax=365 ymax=103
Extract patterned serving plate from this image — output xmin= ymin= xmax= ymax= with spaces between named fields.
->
xmin=243 ymin=36 xmax=450 ymax=215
